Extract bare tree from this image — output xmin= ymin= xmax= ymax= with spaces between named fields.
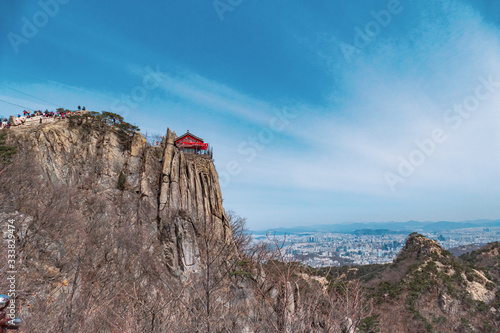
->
xmin=144 ymin=132 xmax=164 ymax=147
xmin=248 ymin=233 xmax=374 ymax=333
xmin=180 ymin=211 xmax=239 ymax=332
xmin=226 ymin=210 xmax=252 ymax=256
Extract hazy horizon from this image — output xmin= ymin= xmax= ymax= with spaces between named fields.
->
xmin=251 ymin=218 xmax=500 ymax=231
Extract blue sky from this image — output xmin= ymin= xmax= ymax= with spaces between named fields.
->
xmin=1 ymin=0 xmax=500 ymax=229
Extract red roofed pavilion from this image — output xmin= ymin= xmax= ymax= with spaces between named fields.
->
xmin=174 ymin=130 xmax=209 ymax=155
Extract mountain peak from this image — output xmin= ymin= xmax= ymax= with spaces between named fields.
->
xmin=395 ymin=232 xmax=448 ymax=263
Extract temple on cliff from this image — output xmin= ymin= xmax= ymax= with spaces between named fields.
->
xmin=174 ymin=130 xmax=210 ymax=155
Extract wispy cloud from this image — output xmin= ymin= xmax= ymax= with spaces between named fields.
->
xmin=2 ymin=0 xmax=500 ymax=228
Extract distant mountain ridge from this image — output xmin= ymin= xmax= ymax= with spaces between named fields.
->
xmin=252 ymin=219 xmax=500 ymax=235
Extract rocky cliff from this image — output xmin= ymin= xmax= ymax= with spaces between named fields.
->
xmin=0 ymin=119 xmax=374 ymax=333
xmin=4 ymin=121 xmax=233 ymax=275
xmin=0 ymin=120 xmax=241 ymax=332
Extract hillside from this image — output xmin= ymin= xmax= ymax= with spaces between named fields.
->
xmin=460 ymin=242 xmax=500 ymax=281
xmin=0 ymin=117 xmax=243 ymax=332
xmin=323 ymin=233 xmax=499 ymax=332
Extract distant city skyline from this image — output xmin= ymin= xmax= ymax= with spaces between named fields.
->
xmin=263 ymin=226 xmax=500 ymax=267
xmin=1 ymin=1 xmax=500 ymax=229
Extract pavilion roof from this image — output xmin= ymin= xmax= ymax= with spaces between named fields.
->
xmin=175 ymin=130 xmax=204 ymax=143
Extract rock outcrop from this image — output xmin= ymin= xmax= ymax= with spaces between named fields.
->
xmin=342 ymin=233 xmax=500 ymax=333
xmin=0 ymin=120 xmax=244 ymax=331
xmin=4 ymin=121 xmax=233 ymax=275
xmin=157 ymin=128 xmax=232 ymax=274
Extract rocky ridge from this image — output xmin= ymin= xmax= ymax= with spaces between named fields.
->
xmin=327 ymin=233 xmax=500 ymax=332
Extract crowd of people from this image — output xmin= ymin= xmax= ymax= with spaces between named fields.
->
xmin=0 ymin=107 xmax=86 ymax=129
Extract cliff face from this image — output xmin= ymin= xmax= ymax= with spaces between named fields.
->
xmin=0 ymin=121 xmax=258 ymax=332
xmin=158 ymin=129 xmax=230 ymax=274
xmin=5 ymin=122 xmax=232 ymax=275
